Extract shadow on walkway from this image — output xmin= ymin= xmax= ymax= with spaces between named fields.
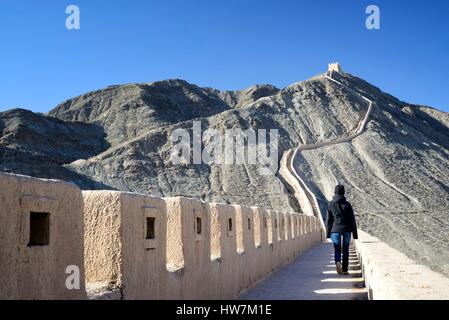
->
xmin=239 ymin=242 xmax=368 ymax=300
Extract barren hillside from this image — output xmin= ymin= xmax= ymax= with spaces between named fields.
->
xmin=1 ymin=70 xmax=448 ymax=276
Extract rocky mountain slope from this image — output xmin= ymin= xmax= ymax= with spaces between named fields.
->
xmin=1 ymin=69 xmax=448 ymax=276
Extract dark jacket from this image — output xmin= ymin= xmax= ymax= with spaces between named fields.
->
xmin=326 ymin=195 xmax=358 ymax=239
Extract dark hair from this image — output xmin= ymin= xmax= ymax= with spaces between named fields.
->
xmin=335 ymin=185 xmax=345 ymax=196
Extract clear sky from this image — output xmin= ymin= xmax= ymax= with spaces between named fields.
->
xmin=1 ymin=0 xmax=448 ymax=113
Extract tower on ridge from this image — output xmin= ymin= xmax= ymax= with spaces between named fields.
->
xmin=327 ymin=62 xmax=343 ymax=73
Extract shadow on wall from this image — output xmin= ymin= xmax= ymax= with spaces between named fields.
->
xmin=83 ymin=191 xmax=323 ymax=300
xmin=0 ymin=171 xmax=322 ymax=300
xmin=291 ymin=150 xmax=329 ymax=221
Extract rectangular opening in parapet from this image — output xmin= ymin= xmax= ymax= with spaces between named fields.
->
xmin=264 ymin=216 xmax=267 ymax=229
xmin=28 ymin=212 xmax=50 ymax=246
xmin=196 ymin=217 xmax=202 ymax=235
xmin=146 ymin=217 xmax=155 ymax=239
xmin=275 ymin=219 xmax=277 ymax=229
xmin=247 ymin=218 xmax=251 ymax=230
xmin=228 ymin=218 xmax=233 ymax=231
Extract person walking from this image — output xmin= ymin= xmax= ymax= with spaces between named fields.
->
xmin=326 ymin=185 xmax=358 ymax=275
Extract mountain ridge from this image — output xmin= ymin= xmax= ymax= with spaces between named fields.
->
xmin=1 ymin=70 xmax=448 ymax=276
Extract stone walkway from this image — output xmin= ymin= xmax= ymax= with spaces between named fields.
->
xmin=239 ymin=241 xmax=368 ymax=300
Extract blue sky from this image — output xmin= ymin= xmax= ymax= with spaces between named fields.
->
xmin=1 ymin=0 xmax=448 ymax=113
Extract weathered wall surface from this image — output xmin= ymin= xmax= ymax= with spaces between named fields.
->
xmin=83 ymin=191 xmax=122 ymax=292
xmin=0 ymin=172 xmax=322 ymax=300
xmin=0 ymin=172 xmax=86 ymax=300
xmin=355 ymin=230 xmax=449 ymax=300
xmin=83 ymin=191 xmax=322 ymax=299
xmin=83 ymin=191 xmax=169 ymax=299
xmin=121 ymin=193 xmax=168 ymax=299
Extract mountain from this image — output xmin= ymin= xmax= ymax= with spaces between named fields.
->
xmin=0 ymin=108 xmax=110 ymax=188
xmin=1 ymin=69 xmax=448 ymax=276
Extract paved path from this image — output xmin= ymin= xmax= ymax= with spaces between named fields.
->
xmin=239 ymin=242 xmax=368 ymax=300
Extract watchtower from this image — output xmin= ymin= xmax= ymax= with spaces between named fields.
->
xmin=328 ymin=62 xmax=343 ymax=73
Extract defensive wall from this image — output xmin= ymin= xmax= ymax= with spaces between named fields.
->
xmin=355 ymin=230 xmax=449 ymax=300
xmin=0 ymin=172 xmax=86 ymax=300
xmin=0 ymin=172 xmax=322 ymax=300
xmin=83 ymin=191 xmax=322 ymax=299
xmin=3 ymin=171 xmax=449 ymax=300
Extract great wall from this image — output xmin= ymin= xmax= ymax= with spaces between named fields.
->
xmin=0 ymin=171 xmax=322 ymax=300
xmin=279 ymin=63 xmax=374 ymax=229
xmin=1 ymin=64 xmax=449 ymax=300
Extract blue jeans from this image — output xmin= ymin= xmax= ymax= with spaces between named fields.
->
xmin=331 ymin=232 xmax=351 ymax=272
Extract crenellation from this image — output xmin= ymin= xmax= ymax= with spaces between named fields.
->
xmin=3 ymin=171 xmax=446 ymax=300
xmin=328 ymin=62 xmax=343 ymax=74
xmin=0 ymin=172 xmax=322 ymax=300
xmin=0 ymin=172 xmax=86 ymax=300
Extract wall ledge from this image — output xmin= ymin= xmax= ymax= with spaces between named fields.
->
xmin=355 ymin=230 xmax=449 ymax=300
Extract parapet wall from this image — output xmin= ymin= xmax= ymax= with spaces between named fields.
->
xmin=0 ymin=172 xmax=322 ymax=300
xmin=83 ymin=191 xmax=323 ymax=299
xmin=0 ymin=172 xmax=86 ymax=300
xmin=354 ymin=230 xmax=449 ymax=300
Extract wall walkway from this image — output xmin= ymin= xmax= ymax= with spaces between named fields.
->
xmin=239 ymin=241 xmax=367 ymax=300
